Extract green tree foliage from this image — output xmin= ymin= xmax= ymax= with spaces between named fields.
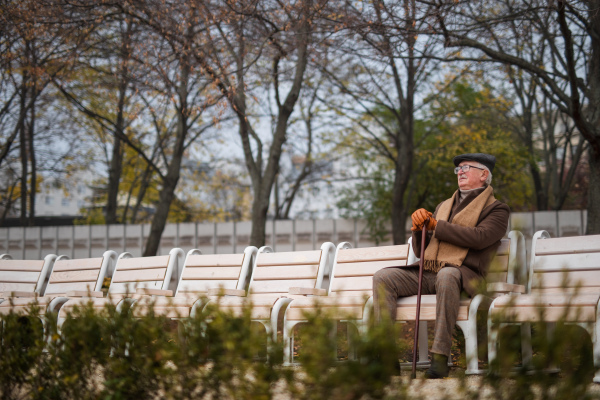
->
xmin=337 ymin=80 xmax=532 ymax=242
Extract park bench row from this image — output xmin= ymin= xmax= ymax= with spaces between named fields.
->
xmin=1 ymin=230 xmax=599 ymax=380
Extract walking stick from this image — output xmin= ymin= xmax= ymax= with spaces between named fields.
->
xmin=411 ymin=217 xmax=429 ymax=379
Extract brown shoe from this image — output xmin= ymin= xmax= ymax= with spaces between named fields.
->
xmin=424 ymin=353 xmax=449 ymax=379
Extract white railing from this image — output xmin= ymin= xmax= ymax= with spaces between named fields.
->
xmin=0 ymin=210 xmax=587 ymax=259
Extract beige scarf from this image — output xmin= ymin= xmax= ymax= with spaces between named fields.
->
xmin=423 ymin=185 xmax=496 ymax=273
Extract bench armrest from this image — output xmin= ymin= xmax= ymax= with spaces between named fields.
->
xmin=207 ymin=288 xmax=246 ymax=297
xmin=135 ymin=288 xmax=173 ymax=296
xmin=66 ymin=291 xmax=104 ymax=298
xmin=0 ymin=291 xmax=37 ymax=298
xmin=487 ymin=283 xmax=526 ymax=295
xmin=289 ymin=287 xmax=327 ymax=296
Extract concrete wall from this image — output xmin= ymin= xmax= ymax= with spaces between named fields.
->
xmin=0 ymin=210 xmax=588 ymax=260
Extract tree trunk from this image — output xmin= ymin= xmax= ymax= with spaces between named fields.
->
xmin=249 ymin=187 xmax=269 ymax=248
xmin=586 ymin=0 xmax=600 ymax=234
xmin=246 ymin=6 xmax=311 ymax=247
xmin=143 ymin=52 xmax=190 ymax=256
xmin=587 ymin=151 xmax=600 ymax=234
xmin=143 ymin=165 xmax=181 ymax=256
xmin=529 ymin=161 xmax=547 ymax=210
xmin=28 ymin=97 xmax=36 ymax=226
xmin=130 ymin=163 xmax=152 ymax=224
xmin=105 ymin=136 xmax=122 ymax=224
xmin=18 ymin=85 xmax=28 ymax=227
xmin=391 ymin=169 xmax=408 ymax=245
xmin=105 ymin=22 xmax=132 ymax=225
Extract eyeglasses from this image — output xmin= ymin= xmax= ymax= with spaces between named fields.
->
xmin=454 ymin=165 xmax=485 ymax=174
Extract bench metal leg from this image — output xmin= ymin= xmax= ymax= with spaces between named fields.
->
xmin=487 ymin=314 xmax=500 ymax=370
xmin=283 ymin=320 xmax=300 ymax=365
xmin=593 ymin=321 xmax=600 ymax=383
xmin=521 ymin=322 xmax=532 ymax=367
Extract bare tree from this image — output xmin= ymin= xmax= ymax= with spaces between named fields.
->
xmin=320 ymin=0 xmax=442 ymax=243
xmin=0 ymin=1 xmax=94 ymax=225
xmin=53 ymin=13 xmax=145 ymax=225
xmin=117 ymin=0 xmax=327 ymax=247
xmin=435 ymin=0 xmax=600 ymax=233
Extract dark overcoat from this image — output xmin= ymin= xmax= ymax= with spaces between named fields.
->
xmin=411 ymin=187 xmax=510 ymax=296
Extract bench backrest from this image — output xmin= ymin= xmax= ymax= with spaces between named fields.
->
xmin=248 ymin=242 xmax=335 ymax=297
xmin=108 ymin=248 xmax=184 ymax=295
xmin=529 ymin=230 xmax=600 ymax=295
xmin=0 ymin=254 xmax=57 ymax=295
xmin=44 ymin=251 xmax=117 ymax=297
xmin=407 ymin=230 xmax=526 ymax=289
xmin=329 ymin=244 xmax=410 ymax=297
xmin=487 ymin=231 xmax=527 ymax=286
xmin=174 ymin=246 xmax=256 ymax=299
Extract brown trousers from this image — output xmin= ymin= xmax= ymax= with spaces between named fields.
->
xmin=372 ymin=266 xmax=462 ymax=357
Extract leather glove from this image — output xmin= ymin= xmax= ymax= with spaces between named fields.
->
xmin=425 ymin=216 xmax=437 ymax=230
xmin=411 ymin=208 xmax=432 ymax=231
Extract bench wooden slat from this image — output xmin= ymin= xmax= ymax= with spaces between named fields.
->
xmin=49 ymin=269 xmax=100 ymax=284
xmin=52 ymin=258 xmax=104 ymax=272
xmin=535 ymin=234 xmax=600 ymax=256
xmin=135 ymin=306 xmax=191 ymax=318
xmin=256 ymin=250 xmax=321 ymax=267
xmin=533 ymin=253 xmax=600 ymax=272
xmin=493 ymin=293 xmax=600 ymax=307
xmin=112 ymin=268 xmax=167 ymax=283
xmin=178 ymin=280 xmax=238 ymax=293
xmin=533 ymin=270 xmax=600 ymax=288
xmin=253 ymin=264 xmax=319 ymax=280
xmin=331 ymin=276 xmax=375 ymax=293
xmin=486 ymin=272 xmax=507 ymax=284
xmin=251 ymin=279 xmax=317 ymax=294
xmin=488 ymin=255 xmax=509 ymax=273
xmin=185 ymin=253 xmax=245 ymax=267
xmin=44 ymin=281 xmax=98 ymax=295
xmin=531 ymin=287 xmax=600 ymax=295
xmin=0 ymin=282 xmax=36 ymax=293
xmin=491 ymin=306 xmax=596 ymax=322
xmin=336 ymin=245 xmax=409 ymax=263
xmin=182 ymin=266 xmax=241 ymax=280
xmin=496 ymin=239 xmax=510 ymax=256
xmin=0 ymin=271 xmax=43 ymax=284
xmin=286 ymin=305 xmax=364 ymax=320
xmin=115 ymin=255 xmax=170 ymax=271
xmin=0 ymin=260 xmax=45 ymax=271
xmin=109 ymin=281 xmax=164 ymax=293
xmin=397 ymin=306 xmax=468 ymax=321
xmin=334 ymin=260 xmax=408 ymax=277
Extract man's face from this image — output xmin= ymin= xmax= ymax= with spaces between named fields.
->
xmin=457 ymin=161 xmax=487 ymax=190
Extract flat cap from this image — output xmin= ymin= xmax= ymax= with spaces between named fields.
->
xmin=453 ymin=153 xmax=496 ymax=173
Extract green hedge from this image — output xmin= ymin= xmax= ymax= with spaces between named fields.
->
xmin=0 ymin=297 xmax=597 ymax=399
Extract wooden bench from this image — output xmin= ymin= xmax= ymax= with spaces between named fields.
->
xmin=208 ymin=242 xmax=336 ymax=345
xmin=282 ymin=243 xmax=411 ymax=364
xmin=282 ymin=231 xmax=525 ymax=369
xmin=399 ymin=231 xmax=526 ymax=374
xmin=488 ymin=230 xmax=600 ymax=382
xmin=57 ymin=248 xmax=184 ymax=331
xmin=131 ymin=246 xmax=256 ymax=319
xmin=0 ymin=254 xmax=57 ymax=303
xmin=0 ymin=251 xmax=118 ymax=335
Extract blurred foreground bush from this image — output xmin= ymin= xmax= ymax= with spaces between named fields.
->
xmin=0 ymin=297 xmax=598 ymax=399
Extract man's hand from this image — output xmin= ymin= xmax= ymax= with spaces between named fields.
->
xmin=425 ymin=216 xmax=437 ymax=230
xmin=411 ymin=208 xmax=432 ymax=231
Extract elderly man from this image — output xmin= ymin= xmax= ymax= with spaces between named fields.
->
xmin=373 ymin=153 xmax=510 ymax=378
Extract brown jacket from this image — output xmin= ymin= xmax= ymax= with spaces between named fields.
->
xmin=412 ymin=187 xmax=510 ymax=296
